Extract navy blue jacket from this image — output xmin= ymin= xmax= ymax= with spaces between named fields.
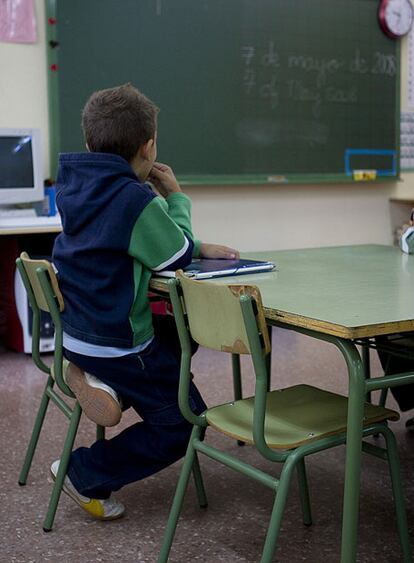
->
xmin=53 ymin=153 xmax=196 ymax=347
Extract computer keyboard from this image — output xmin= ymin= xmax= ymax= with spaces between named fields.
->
xmin=0 ymin=214 xmax=62 ymax=228
xmin=0 ymin=207 xmax=38 ymax=218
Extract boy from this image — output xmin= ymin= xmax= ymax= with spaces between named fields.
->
xmin=52 ymin=83 xmax=239 ymax=519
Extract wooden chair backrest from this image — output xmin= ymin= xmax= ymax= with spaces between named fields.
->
xmin=176 ymin=271 xmax=270 ymax=355
xmin=18 ymin=251 xmax=64 ymax=312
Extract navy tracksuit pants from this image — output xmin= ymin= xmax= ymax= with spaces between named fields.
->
xmin=64 ymin=315 xmax=206 ymax=499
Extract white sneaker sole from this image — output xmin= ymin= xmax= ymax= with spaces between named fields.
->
xmin=65 ymin=363 xmax=122 ymax=427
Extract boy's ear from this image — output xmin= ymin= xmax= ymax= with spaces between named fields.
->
xmin=140 ymin=138 xmax=155 ymax=161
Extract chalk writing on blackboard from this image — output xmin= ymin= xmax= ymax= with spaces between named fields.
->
xmin=241 ymin=42 xmax=397 ymax=118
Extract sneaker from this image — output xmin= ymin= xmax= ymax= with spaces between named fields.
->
xmin=65 ymin=362 xmax=122 ymax=427
xmin=50 ymin=460 xmax=125 ymax=520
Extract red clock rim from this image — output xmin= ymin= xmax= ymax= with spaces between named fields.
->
xmin=378 ymin=0 xmax=414 ymax=39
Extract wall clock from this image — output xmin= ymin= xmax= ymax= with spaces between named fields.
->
xmin=378 ymin=0 xmax=414 ymax=38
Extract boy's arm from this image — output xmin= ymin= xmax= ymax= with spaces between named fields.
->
xmin=147 ymin=162 xmax=239 ymax=261
xmin=128 ymin=196 xmax=194 ymax=271
xmin=149 ymin=164 xmax=239 ymax=259
xmin=156 ymin=195 xmax=239 ymax=260
xmin=163 ymin=192 xmax=202 ymax=257
xmin=148 ymin=162 xmax=202 ymax=257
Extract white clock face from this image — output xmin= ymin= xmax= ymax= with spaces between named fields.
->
xmin=384 ymin=0 xmax=414 ymax=36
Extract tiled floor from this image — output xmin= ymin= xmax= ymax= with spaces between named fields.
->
xmin=1 ymin=328 xmax=413 ymax=563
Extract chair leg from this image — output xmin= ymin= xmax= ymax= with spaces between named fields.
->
xmin=43 ymin=403 xmax=82 ymax=532
xmin=379 ymin=388 xmax=388 ymax=407
xmin=191 ymin=452 xmax=208 ymax=508
xmin=381 ymin=425 xmax=413 ymax=562
xmin=19 ymin=379 xmax=53 ymax=486
xmin=379 ymin=352 xmax=393 ymax=407
xmin=158 ymin=426 xmax=202 ymax=563
xmin=232 ymin=354 xmax=245 ymax=447
xmin=296 ymin=458 xmax=312 ymax=526
xmin=265 ymin=326 xmax=272 ymax=392
xmin=232 ymin=353 xmax=243 ymax=401
xmin=96 ymin=425 xmax=105 ymax=440
xmin=261 ymin=457 xmax=297 ymax=563
xmin=362 ymin=346 xmax=372 ymax=403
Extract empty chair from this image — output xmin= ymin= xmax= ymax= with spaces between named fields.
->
xmin=158 ymin=271 xmax=411 ymax=562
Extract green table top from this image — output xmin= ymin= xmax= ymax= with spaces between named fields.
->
xmin=151 ymin=244 xmax=414 ymax=339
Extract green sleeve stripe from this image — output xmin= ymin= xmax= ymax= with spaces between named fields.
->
xmin=128 ymin=197 xmax=193 ymax=269
xmin=164 ymin=192 xmax=194 ymax=240
xmin=165 ymin=193 xmax=202 ymax=256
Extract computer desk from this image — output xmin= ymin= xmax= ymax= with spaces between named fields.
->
xmin=0 ymin=223 xmax=62 ymax=236
xmin=0 ymin=223 xmax=62 ymax=350
xmin=150 ymin=244 xmax=414 ymax=563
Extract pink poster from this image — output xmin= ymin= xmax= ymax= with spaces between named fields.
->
xmin=0 ymin=0 xmax=37 ymax=43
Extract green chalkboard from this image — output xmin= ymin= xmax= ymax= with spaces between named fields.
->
xmin=46 ymin=0 xmax=400 ymax=184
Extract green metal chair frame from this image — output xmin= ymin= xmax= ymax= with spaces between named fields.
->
xmin=16 ymin=251 xmax=106 ymax=532
xmin=158 ymin=272 xmax=411 ymax=562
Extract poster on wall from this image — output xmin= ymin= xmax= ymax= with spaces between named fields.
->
xmin=0 ymin=0 xmax=37 ymax=43
xmin=409 ymin=25 xmax=414 ymax=108
xmin=401 ymin=112 xmax=414 ymax=170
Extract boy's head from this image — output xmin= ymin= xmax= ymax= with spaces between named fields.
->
xmin=81 ymin=83 xmax=159 ymax=164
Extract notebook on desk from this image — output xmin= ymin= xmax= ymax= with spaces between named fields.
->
xmin=156 ymin=258 xmax=276 ymax=280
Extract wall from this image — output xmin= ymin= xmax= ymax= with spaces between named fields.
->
xmin=0 ymin=0 xmax=413 ymax=251
xmin=0 ymin=1 xmax=49 ymax=171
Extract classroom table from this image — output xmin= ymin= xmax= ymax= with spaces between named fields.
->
xmin=150 ymin=244 xmax=414 ymax=563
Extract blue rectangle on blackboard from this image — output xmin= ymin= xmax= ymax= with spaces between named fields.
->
xmin=344 ymin=149 xmax=397 ymax=177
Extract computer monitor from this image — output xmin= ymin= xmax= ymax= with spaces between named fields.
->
xmin=0 ymin=128 xmax=44 ymax=205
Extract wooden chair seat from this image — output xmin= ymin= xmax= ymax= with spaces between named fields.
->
xmin=207 ymin=384 xmax=399 ymax=449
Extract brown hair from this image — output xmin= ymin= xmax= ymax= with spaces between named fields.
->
xmin=81 ymin=83 xmax=159 ymax=162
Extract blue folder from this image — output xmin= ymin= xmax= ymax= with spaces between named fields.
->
xmin=156 ymin=258 xmax=276 ymax=280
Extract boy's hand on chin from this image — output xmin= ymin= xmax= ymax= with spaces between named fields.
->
xmin=149 ymin=162 xmax=181 ymax=197
xmin=199 ymin=243 xmax=240 ymax=260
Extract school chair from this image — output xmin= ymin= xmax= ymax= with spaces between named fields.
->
xmin=16 ymin=253 xmax=207 ymax=532
xmin=158 ymin=272 xmax=411 ymax=563
xmin=15 ymin=252 xmax=110 ymax=532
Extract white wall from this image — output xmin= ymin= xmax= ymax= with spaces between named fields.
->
xmin=1 ymin=0 xmax=413 ymax=251
xmin=0 ymin=1 xmax=49 ymax=170
xmin=186 ymin=182 xmax=394 ymax=251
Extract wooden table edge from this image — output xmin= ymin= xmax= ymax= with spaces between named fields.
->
xmin=265 ymin=309 xmax=414 ymax=339
xmin=150 ymin=279 xmax=414 ymax=340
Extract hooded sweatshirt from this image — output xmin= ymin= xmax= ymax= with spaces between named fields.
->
xmin=52 ymin=152 xmax=200 ymax=348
